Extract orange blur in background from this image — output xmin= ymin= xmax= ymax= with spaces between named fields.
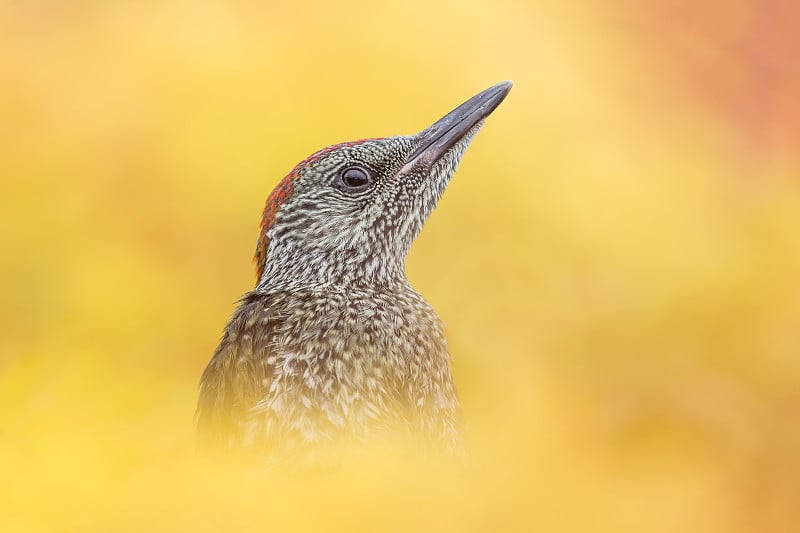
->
xmin=1 ymin=1 xmax=799 ymax=532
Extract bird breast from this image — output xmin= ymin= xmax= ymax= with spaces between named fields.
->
xmin=252 ymin=286 xmax=453 ymax=442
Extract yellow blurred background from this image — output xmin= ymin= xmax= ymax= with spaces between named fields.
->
xmin=2 ymin=1 xmax=799 ymax=531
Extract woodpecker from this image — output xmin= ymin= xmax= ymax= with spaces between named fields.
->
xmin=196 ymin=81 xmax=512 ymax=459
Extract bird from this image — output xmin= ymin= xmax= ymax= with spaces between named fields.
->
xmin=196 ymin=81 xmax=512 ymax=461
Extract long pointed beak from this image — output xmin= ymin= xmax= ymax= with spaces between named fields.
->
xmin=400 ymin=80 xmax=513 ymax=174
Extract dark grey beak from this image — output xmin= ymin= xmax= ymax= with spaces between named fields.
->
xmin=401 ymin=81 xmax=513 ymax=174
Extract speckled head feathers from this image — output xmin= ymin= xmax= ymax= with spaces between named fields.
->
xmin=253 ymin=81 xmax=512 ymax=290
xmin=254 ymin=139 xmax=382 ymax=282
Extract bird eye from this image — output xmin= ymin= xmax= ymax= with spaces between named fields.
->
xmin=338 ymin=166 xmax=373 ymax=191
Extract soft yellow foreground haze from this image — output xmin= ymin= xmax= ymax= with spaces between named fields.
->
xmin=2 ymin=1 xmax=799 ymax=532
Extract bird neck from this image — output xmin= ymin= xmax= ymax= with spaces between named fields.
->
xmin=255 ymin=247 xmax=410 ymax=293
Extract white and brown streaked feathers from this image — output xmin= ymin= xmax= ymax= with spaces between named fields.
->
xmin=196 ymin=287 xmax=462 ymax=456
xmin=196 ymin=292 xmax=276 ymax=451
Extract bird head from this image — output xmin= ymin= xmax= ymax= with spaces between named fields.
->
xmin=254 ymin=81 xmax=512 ymax=290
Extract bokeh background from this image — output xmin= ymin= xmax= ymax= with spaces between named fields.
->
xmin=2 ymin=1 xmax=799 ymax=531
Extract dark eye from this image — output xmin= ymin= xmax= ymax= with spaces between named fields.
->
xmin=338 ymin=166 xmax=373 ymax=191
